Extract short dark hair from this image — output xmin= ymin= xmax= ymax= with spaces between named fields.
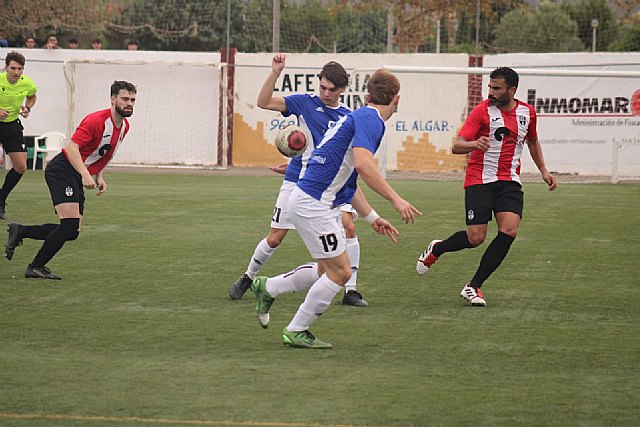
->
xmin=111 ymin=81 xmax=137 ymax=97
xmin=46 ymin=34 xmax=58 ymax=42
xmin=68 ymin=37 xmax=78 ymax=44
xmin=490 ymin=67 xmax=519 ymax=89
xmin=92 ymin=38 xmax=102 ymax=44
xmin=5 ymin=51 xmax=26 ymax=67
xmin=319 ymin=61 xmax=349 ymax=90
xmin=127 ymin=40 xmax=139 ymax=47
xmin=367 ymin=69 xmax=400 ymax=105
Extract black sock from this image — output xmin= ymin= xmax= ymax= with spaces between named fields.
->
xmin=0 ymin=169 xmax=23 ymax=202
xmin=470 ymin=232 xmax=515 ymax=288
xmin=17 ymin=224 xmax=58 ymax=241
xmin=30 ymin=218 xmax=80 ymax=268
xmin=432 ymin=230 xmax=473 ymax=257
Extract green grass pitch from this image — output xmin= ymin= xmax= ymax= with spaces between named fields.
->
xmin=0 ymin=171 xmax=638 ymax=427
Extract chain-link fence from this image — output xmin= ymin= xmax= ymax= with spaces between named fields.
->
xmin=3 ymin=0 xmax=639 ymax=53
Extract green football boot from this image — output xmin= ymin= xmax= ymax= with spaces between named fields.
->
xmin=251 ymin=276 xmax=274 ymax=329
xmin=281 ymin=328 xmax=333 ymax=349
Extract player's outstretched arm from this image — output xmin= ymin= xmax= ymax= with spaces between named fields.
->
xmin=353 ymin=147 xmax=422 ymax=224
xmin=269 ymin=163 xmax=288 ymax=175
xmin=370 ymin=217 xmax=399 ymax=243
xmin=350 ymin=186 xmax=374 ymax=217
xmin=351 ymin=186 xmax=399 ymax=242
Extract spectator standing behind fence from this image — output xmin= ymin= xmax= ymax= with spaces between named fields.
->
xmin=43 ymin=34 xmax=61 ymax=49
xmin=126 ymin=40 xmax=139 ymax=51
xmin=416 ymin=66 xmax=557 ymax=307
xmin=24 ymin=37 xmax=37 ymax=49
xmin=92 ymin=38 xmax=103 ymax=50
xmin=0 ymin=34 xmax=8 ymax=48
xmin=68 ymin=38 xmax=79 ymax=49
xmin=4 ymin=81 xmax=137 ymax=280
xmin=0 ymin=51 xmax=37 ymax=220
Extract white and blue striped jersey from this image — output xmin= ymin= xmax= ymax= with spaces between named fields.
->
xmin=297 ymin=106 xmax=386 ymax=206
xmin=282 ymin=94 xmax=351 ymax=183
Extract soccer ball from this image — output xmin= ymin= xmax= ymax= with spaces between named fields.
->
xmin=275 ymin=125 xmax=308 ymax=158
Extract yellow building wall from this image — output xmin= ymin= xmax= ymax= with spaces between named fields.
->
xmin=396 ymin=133 xmax=467 ymax=173
xmin=232 ymin=112 xmax=466 ymax=172
xmin=232 ymin=113 xmax=288 ymax=167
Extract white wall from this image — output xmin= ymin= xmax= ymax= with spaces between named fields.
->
xmin=4 ymin=48 xmax=638 ymax=176
xmin=2 ymin=48 xmax=220 ymax=165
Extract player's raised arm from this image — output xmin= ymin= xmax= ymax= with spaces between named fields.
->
xmin=256 ymin=54 xmax=287 ymax=112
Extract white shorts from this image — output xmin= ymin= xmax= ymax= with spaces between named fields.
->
xmin=340 ymin=203 xmax=358 ymax=220
xmin=270 ymin=180 xmax=296 ymax=229
xmin=288 ymin=186 xmax=346 ymax=259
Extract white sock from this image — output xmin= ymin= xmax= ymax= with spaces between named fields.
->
xmin=246 ymin=238 xmax=276 ymax=278
xmin=266 ymin=263 xmax=319 ymax=297
xmin=344 ymin=237 xmax=360 ymax=293
xmin=287 ymin=274 xmax=342 ymax=332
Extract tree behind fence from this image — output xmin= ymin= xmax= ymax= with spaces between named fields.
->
xmin=3 ymin=0 xmax=639 ymax=53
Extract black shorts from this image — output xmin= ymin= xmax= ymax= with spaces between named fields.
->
xmin=45 ymin=153 xmax=85 ymax=215
xmin=0 ymin=120 xmax=27 ymax=153
xmin=464 ymin=181 xmax=523 ymax=225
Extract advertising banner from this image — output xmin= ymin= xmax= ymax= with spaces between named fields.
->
xmin=484 ymin=53 xmax=640 ymax=178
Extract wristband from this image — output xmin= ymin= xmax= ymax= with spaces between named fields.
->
xmin=364 ymin=209 xmax=380 ymax=225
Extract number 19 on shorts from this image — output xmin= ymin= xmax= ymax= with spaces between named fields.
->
xmin=319 ymin=233 xmax=338 ymax=253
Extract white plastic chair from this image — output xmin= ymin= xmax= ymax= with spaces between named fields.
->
xmin=32 ymin=132 xmax=67 ymax=170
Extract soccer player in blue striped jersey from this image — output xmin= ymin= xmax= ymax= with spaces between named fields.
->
xmin=229 ymin=54 xmax=371 ymax=307
xmin=251 ymin=69 xmax=422 ymax=348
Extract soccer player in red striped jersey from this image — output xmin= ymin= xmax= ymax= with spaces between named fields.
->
xmin=4 ymin=81 xmax=136 ymax=280
xmin=416 ymin=67 xmax=557 ymax=307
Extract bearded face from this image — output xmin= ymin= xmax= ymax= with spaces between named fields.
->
xmin=487 ymin=77 xmax=512 ymax=107
xmin=115 ymin=105 xmax=133 ymax=118
xmin=112 ymin=90 xmax=136 ymax=118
